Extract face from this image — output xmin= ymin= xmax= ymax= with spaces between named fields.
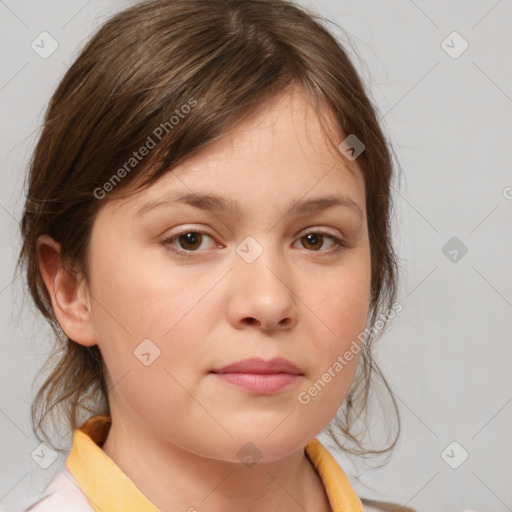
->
xmin=84 ymin=86 xmax=371 ymax=462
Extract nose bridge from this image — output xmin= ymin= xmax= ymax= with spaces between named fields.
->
xmin=234 ymin=234 xmax=287 ymax=286
xmin=230 ymin=233 xmax=297 ymax=329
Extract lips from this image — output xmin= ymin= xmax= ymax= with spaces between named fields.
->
xmin=210 ymin=357 xmax=303 ymax=395
xmin=211 ymin=357 xmax=303 ymax=375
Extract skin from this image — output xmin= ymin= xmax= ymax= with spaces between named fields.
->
xmin=37 ymin=85 xmax=371 ymax=512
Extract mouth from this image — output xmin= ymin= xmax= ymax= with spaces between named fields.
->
xmin=210 ymin=357 xmax=303 ymax=395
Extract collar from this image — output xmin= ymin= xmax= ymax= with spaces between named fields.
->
xmin=66 ymin=415 xmax=363 ymax=512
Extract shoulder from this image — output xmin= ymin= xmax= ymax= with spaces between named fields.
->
xmin=361 ymin=497 xmax=419 ymax=512
xmin=23 ymin=468 xmax=94 ymax=512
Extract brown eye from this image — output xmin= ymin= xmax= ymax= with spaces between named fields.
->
xmin=296 ymin=231 xmax=345 ymax=253
xmin=301 ymin=233 xmax=323 ymax=250
xmin=177 ymin=232 xmax=203 ymax=251
xmin=162 ymin=229 xmax=216 ymax=256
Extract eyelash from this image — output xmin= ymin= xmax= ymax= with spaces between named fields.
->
xmin=161 ymin=229 xmax=346 ymax=258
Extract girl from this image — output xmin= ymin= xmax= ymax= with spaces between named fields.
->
xmin=18 ymin=0 xmax=408 ymax=510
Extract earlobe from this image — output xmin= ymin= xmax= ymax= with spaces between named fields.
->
xmin=36 ymin=234 xmax=97 ymax=347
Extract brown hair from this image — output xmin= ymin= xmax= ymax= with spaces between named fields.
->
xmin=18 ymin=0 xmax=401 ymax=464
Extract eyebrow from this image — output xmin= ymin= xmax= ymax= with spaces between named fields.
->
xmin=135 ymin=192 xmax=363 ymax=219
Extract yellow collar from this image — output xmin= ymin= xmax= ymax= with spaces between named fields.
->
xmin=66 ymin=415 xmax=363 ymax=512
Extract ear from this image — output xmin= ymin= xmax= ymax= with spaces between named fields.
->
xmin=36 ymin=234 xmax=97 ymax=347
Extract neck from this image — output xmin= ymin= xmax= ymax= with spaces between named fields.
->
xmin=100 ymin=409 xmax=331 ymax=512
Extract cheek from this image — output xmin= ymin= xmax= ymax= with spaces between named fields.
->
xmin=309 ymin=253 xmax=371 ymax=349
xmin=299 ymin=256 xmax=370 ymax=412
xmin=88 ymin=246 xmax=219 ymax=399
xmin=325 ymin=281 xmax=370 ymax=354
xmin=88 ymin=240 xmax=209 ymax=341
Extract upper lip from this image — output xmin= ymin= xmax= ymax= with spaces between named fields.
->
xmin=211 ymin=357 xmax=303 ymax=375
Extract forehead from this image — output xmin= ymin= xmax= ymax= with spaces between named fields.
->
xmin=106 ymin=86 xmax=365 ymax=219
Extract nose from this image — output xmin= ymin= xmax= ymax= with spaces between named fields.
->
xmin=226 ymin=242 xmax=298 ymax=332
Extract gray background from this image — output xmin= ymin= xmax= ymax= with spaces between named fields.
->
xmin=1 ymin=1 xmax=511 ymax=511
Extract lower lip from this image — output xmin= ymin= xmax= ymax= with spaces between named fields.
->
xmin=211 ymin=372 xmax=301 ymax=395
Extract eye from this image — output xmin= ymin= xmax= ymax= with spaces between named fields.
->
xmin=294 ymin=231 xmax=345 ymax=253
xmin=161 ymin=229 xmax=216 ymax=257
xmin=161 ymin=228 xmax=346 ymax=258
